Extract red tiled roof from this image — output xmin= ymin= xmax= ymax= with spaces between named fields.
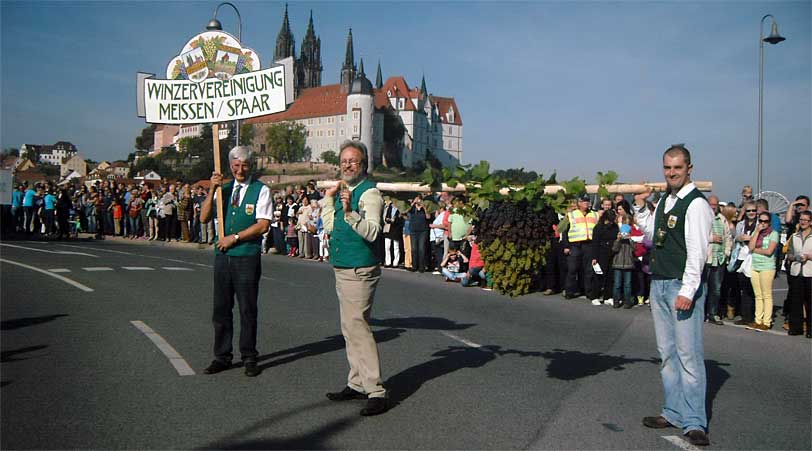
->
xmin=246 ymin=84 xmax=348 ymax=124
xmin=431 ymin=95 xmax=463 ymax=126
xmin=380 ymin=77 xmax=417 ymax=111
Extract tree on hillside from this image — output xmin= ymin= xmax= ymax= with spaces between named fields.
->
xmin=2 ymin=148 xmax=20 ymax=157
xmin=265 ymin=121 xmax=310 ymax=163
xmin=135 ymin=124 xmax=156 ymax=151
xmin=321 ymin=150 xmax=339 ymax=165
xmin=239 ymin=123 xmax=255 ymax=146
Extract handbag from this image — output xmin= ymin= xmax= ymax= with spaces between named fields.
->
xmin=737 ymin=253 xmax=753 ymax=278
xmin=382 ymin=222 xmax=391 ymax=234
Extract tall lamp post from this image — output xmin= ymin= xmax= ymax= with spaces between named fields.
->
xmin=206 ymin=2 xmax=243 ymax=148
xmin=757 ymin=14 xmax=786 ymax=196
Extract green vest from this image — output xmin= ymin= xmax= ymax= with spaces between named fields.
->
xmin=214 ymin=179 xmax=264 ymax=257
xmin=650 ymin=188 xmax=706 ymax=279
xmin=330 ymin=178 xmax=379 ymax=268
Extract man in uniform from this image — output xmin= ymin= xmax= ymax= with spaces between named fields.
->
xmin=199 ymin=146 xmax=272 ymax=377
xmin=320 ymin=140 xmax=388 ymax=416
xmin=634 ymin=144 xmax=714 ymax=446
xmin=562 ymin=194 xmax=599 ymax=299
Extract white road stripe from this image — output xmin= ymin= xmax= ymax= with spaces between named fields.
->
xmin=661 ymin=435 xmax=703 ymax=451
xmin=1 ymin=243 xmax=98 ymax=257
xmin=83 ymin=267 xmax=113 ymax=271
xmin=441 ymin=331 xmax=482 ymax=349
xmin=162 ymin=267 xmax=193 ymax=271
xmin=130 ymin=321 xmax=195 ymax=376
xmin=0 ymin=258 xmax=93 ymax=292
xmin=48 ymin=268 xmax=71 ymax=273
xmin=57 ymin=244 xmax=212 ymax=268
xmin=122 ymin=266 xmax=154 ymax=271
xmin=773 ymin=288 xmax=788 ymax=292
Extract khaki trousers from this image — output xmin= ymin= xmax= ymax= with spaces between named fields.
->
xmin=334 ymin=265 xmax=386 ymax=398
xmin=751 ymin=268 xmax=775 ymax=327
xmin=403 ymin=234 xmax=412 ymax=268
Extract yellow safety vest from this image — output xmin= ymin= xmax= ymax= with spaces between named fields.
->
xmin=567 ymin=210 xmax=599 ymax=242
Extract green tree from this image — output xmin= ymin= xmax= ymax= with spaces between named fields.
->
xmin=321 ymin=150 xmax=339 ymax=165
xmin=239 ymin=123 xmax=255 ymax=146
xmin=265 ymin=121 xmax=310 ymax=163
xmin=135 ymin=124 xmax=156 ymax=151
xmin=2 ymin=147 xmax=20 ymax=157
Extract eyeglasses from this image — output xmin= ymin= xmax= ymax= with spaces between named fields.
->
xmin=758 ymin=219 xmax=770 ymax=223
xmin=340 ymin=160 xmax=361 ymax=167
xmin=745 ymin=209 xmax=757 ymax=213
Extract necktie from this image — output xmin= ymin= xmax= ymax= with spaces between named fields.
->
xmin=231 ymin=184 xmax=242 ymax=207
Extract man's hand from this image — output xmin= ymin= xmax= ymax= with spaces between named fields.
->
xmin=217 ymin=234 xmax=238 ymax=252
xmin=634 ymin=185 xmax=653 ymax=206
xmin=711 ymin=233 xmax=722 ymax=244
xmin=340 ymin=189 xmax=351 ymax=213
xmin=563 ymin=248 xmax=570 ymax=255
xmin=324 ymin=182 xmax=340 ymax=198
xmin=675 ymin=295 xmax=694 ymax=311
xmin=210 ymin=172 xmax=223 ymax=188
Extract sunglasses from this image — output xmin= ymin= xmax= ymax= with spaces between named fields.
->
xmin=745 ymin=209 xmax=757 ymax=213
xmin=758 ymin=219 xmax=770 ymax=223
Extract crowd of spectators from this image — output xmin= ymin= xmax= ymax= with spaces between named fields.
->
xmin=7 ymin=179 xmax=809 ymax=337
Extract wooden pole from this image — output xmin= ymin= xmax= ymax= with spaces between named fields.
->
xmin=212 ymin=124 xmax=225 ymax=240
xmin=316 ymin=180 xmax=713 ymax=194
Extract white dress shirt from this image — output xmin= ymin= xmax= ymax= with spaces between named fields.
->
xmin=635 ymin=182 xmax=714 ymax=299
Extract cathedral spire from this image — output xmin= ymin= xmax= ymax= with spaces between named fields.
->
xmin=274 ymin=3 xmax=295 ymax=62
xmin=420 ymin=74 xmax=428 ymax=97
xmin=343 ymin=28 xmax=355 ymax=69
xmin=340 ymin=28 xmax=356 ymax=93
xmin=375 ymin=60 xmax=383 ymax=89
xmin=358 ymin=58 xmax=365 ymax=77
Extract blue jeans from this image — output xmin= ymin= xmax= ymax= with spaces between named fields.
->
xmin=461 ymin=266 xmax=485 ymax=287
xmin=613 ymin=269 xmax=632 ymax=304
xmin=650 ymin=277 xmax=707 ymax=433
xmin=441 ymin=268 xmax=466 ymax=281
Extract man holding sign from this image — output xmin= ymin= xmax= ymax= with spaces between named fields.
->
xmin=199 ymin=146 xmax=272 ymax=377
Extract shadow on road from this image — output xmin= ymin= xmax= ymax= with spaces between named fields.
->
xmin=1 ymin=344 xmax=49 ymax=363
xmin=369 ymin=316 xmax=476 ymax=330
xmin=1 ymin=314 xmax=68 ymax=331
xmin=540 ymin=349 xmax=658 ymax=381
xmin=197 ymin=400 xmax=353 ymax=450
xmin=255 ymin=328 xmax=406 ymax=371
xmin=706 ymin=359 xmax=731 ymax=422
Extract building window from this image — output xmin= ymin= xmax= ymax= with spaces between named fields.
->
xmin=340 ymin=129 xmax=344 ymax=136
xmin=340 ymin=116 xmax=345 ymax=122
xmin=353 ymin=111 xmax=359 ymax=120
xmin=398 ymin=99 xmax=404 ymax=109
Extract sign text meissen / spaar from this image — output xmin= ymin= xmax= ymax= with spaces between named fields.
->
xmin=144 ymin=67 xmax=285 ymax=124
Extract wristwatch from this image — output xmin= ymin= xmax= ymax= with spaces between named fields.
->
xmin=234 ymin=233 xmax=240 ymax=242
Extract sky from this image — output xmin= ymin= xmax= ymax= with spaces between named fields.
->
xmin=1 ymin=0 xmax=810 ymax=203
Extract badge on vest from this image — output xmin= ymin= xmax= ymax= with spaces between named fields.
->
xmin=667 ymin=215 xmax=678 ymax=229
xmin=245 ymin=204 xmax=255 ymax=216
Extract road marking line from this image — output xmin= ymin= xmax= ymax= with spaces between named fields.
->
xmin=48 ymin=268 xmax=71 ymax=273
xmin=441 ymin=331 xmax=482 ymax=348
xmin=83 ymin=267 xmax=114 ymax=271
xmin=0 ymin=258 xmax=93 ymax=292
xmin=773 ymin=288 xmax=788 ymax=292
xmin=130 ymin=321 xmax=195 ymax=376
xmin=1 ymin=243 xmax=98 ymax=257
xmin=162 ymin=267 xmax=193 ymax=271
xmin=122 ymin=266 xmax=154 ymax=271
xmin=57 ymin=244 xmax=212 ymax=268
xmin=661 ymin=435 xmax=702 ymax=451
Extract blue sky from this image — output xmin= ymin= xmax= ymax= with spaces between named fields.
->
xmin=2 ymin=1 xmax=809 ymax=202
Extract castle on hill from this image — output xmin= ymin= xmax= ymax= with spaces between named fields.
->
xmin=245 ymin=5 xmax=463 ymax=170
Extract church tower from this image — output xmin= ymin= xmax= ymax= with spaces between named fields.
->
xmin=298 ymin=10 xmax=322 ymax=94
xmin=340 ymin=28 xmax=356 ymax=93
xmin=273 ymin=4 xmax=296 ymax=62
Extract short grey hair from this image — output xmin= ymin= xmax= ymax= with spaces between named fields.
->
xmin=339 ymin=140 xmax=368 ymax=172
xmin=228 ymin=146 xmax=253 ymax=163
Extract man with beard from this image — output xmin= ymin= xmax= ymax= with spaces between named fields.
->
xmin=320 ymin=140 xmax=388 ymax=416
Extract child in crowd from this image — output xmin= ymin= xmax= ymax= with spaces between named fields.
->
xmin=461 ymin=235 xmax=487 ymax=288
xmin=441 ymin=244 xmax=468 ymax=282
xmin=286 ymin=217 xmax=298 ymax=257
xmin=111 ymin=199 xmax=123 ymax=236
xmin=612 ymin=220 xmax=638 ymax=309
xmin=317 ymin=217 xmax=329 ymax=262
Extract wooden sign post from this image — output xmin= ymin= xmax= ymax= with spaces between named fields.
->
xmin=212 ymin=123 xmax=225 ymax=241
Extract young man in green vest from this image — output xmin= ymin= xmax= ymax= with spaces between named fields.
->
xmin=634 ymin=144 xmax=714 ymax=447
xmin=199 ymin=146 xmax=273 ymax=378
xmin=320 ymin=140 xmax=388 ymax=416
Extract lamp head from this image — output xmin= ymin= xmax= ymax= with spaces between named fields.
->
xmin=206 ymin=18 xmax=223 ymax=31
xmin=763 ymin=21 xmax=786 ymax=44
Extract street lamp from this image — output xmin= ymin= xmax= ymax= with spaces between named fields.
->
xmin=757 ymin=14 xmax=786 ymax=197
xmin=205 ymin=2 xmax=243 ymax=148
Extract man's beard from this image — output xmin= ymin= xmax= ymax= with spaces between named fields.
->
xmin=341 ymin=172 xmax=363 ymax=185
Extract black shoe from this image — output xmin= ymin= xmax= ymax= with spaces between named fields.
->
xmin=326 ymin=386 xmax=367 ymax=401
xmin=564 ymin=292 xmax=582 ymax=300
xmin=642 ymin=416 xmax=676 ymax=429
xmin=203 ymin=360 xmax=231 ymax=374
xmin=623 ymin=302 xmax=634 ymax=309
xmin=244 ymin=361 xmax=260 ymax=377
xmin=360 ymin=397 xmax=388 ymax=416
xmin=733 ymin=319 xmax=750 ymax=326
xmin=613 ymin=301 xmax=623 ymax=309
xmin=788 ymin=330 xmax=804 ymax=336
xmin=685 ymin=430 xmax=710 ymax=446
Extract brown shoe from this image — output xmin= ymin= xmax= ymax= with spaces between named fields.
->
xmin=726 ymin=306 xmax=735 ymax=320
xmin=642 ymin=416 xmax=676 ymax=429
xmin=685 ymin=430 xmax=710 ymax=446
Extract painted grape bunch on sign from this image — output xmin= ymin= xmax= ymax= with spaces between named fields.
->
xmin=167 ymin=30 xmax=260 ymax=82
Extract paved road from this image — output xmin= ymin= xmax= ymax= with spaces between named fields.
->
xmin=1 ymin=238 xmax=809 ymax=450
